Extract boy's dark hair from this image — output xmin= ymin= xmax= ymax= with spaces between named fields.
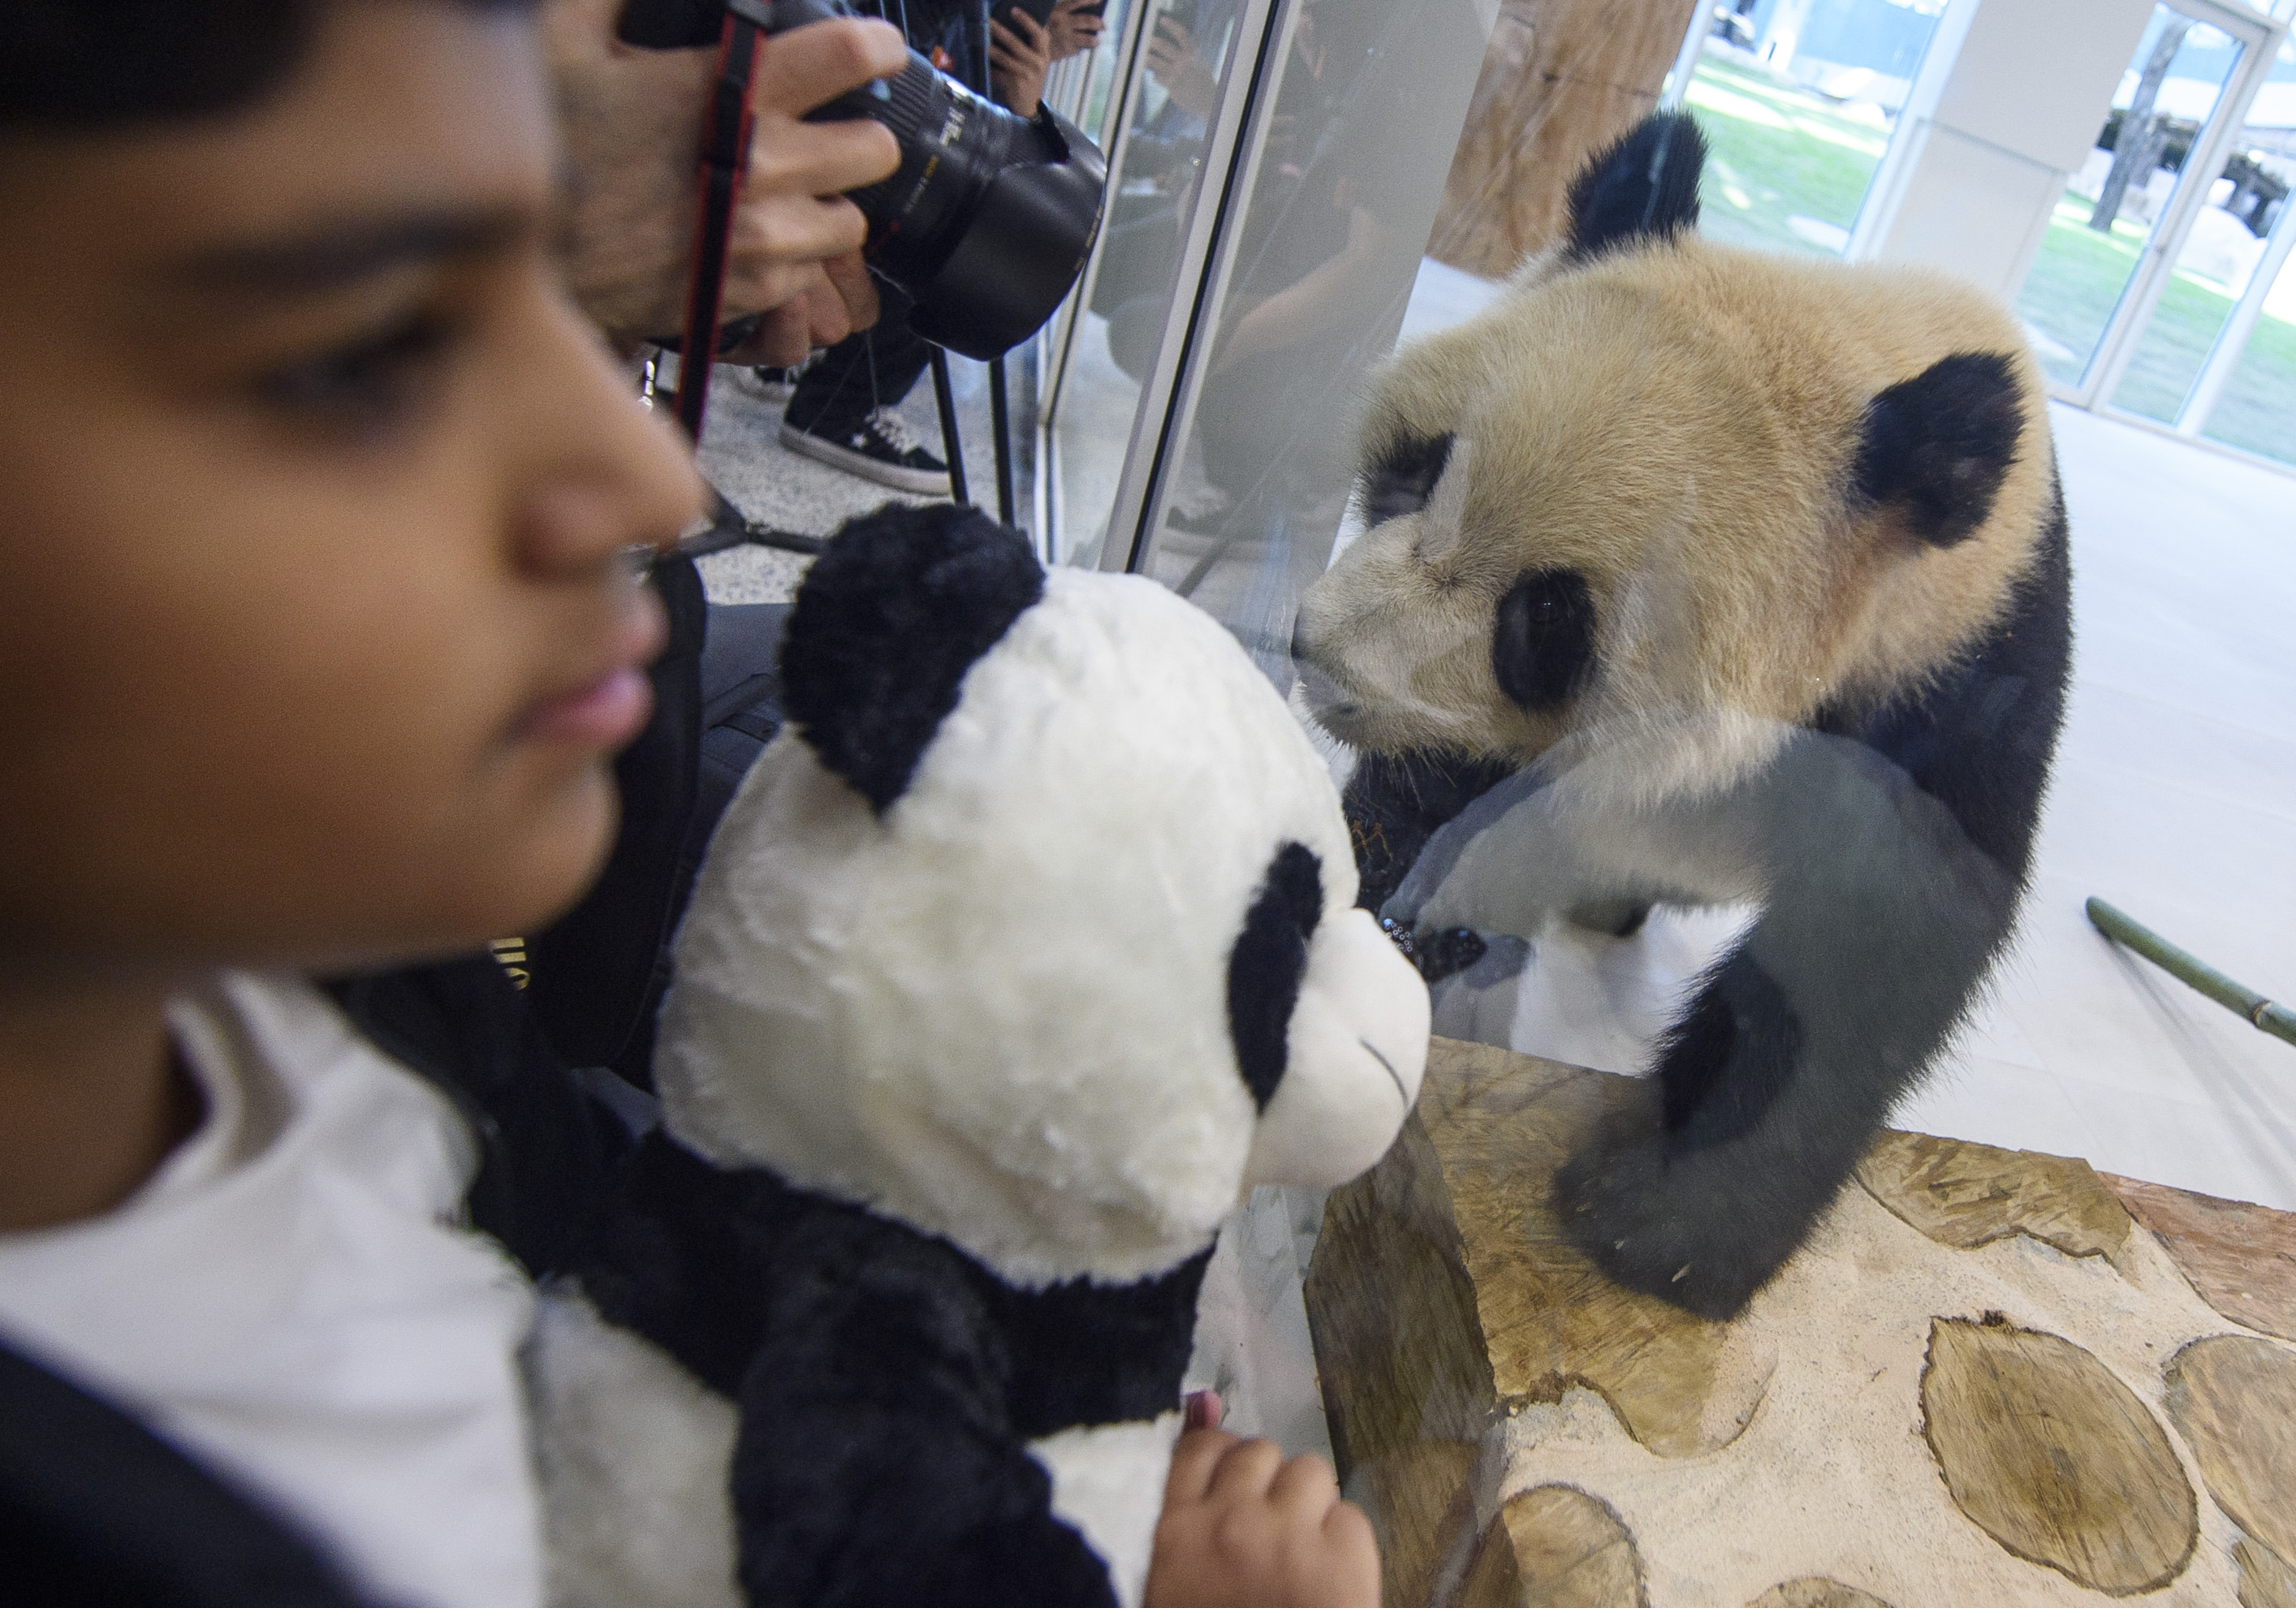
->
xmin=2 ymin=0 xmax=529 ymax=129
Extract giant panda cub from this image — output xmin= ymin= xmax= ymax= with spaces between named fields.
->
xmin=529 ymin=505 xmax=1429 ymax=1608
xmin=1292 ymin=113 xmax=2071 ymax=1319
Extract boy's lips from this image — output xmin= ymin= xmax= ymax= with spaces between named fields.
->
xmin=515 ymin=590 xmax=665 ymax=749
xmin=518 ymin=664 xmax=654 ymax=748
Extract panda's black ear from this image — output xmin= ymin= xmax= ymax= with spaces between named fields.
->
xmin=1853 ymin=352 xmax=2023 ymax=547
xmin=1564 ymin=112 xmax=1705 ymax=263
xmin=780 ymin=502 xmax=1045 ymax=814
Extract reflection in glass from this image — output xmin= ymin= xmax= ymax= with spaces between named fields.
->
xmin=2015 ymin=7 xmax=2246 ymax=388
xmin=1049 ymin=0 xmax=1249 ymax=568
xmin=1684 ymin=0 xmax=1947 ymax=259
xmin=1131 ymin=0 xmax=1491 ymax=683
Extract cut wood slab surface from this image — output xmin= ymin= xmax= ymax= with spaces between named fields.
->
xmin=1919 ymin=1316 xmax=2197 ymax=1593
xmin=2104 ymin=1175 xmax=2296 ymax=1342
xmin=1308 ymin=1038 xmax=2296 ymax=1608
xmin=1860 ymin=1132 xmax=2130 ymax=1268
xmin=2161 ymin=1334 xmax=2296 ymax=1569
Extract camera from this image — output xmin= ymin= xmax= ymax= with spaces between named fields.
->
xmin=622 ymin=0 xmax=1107 ymax=361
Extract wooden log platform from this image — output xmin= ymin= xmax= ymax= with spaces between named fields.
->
xmin=1305 ymin=1039 xmax=2296 ymax=1608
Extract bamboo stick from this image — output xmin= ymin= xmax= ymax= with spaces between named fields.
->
xmin=2085 ymin=897 xmax=2296 ymax=1049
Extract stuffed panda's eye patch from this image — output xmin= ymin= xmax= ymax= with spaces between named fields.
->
xmin=1492 ymin=568 xmax=1598 ymax=711
xmin=1362 ymin=432 xmax=1455 ymax=526
xmin=1227 ymin=843 xmax=1325 ymax=1112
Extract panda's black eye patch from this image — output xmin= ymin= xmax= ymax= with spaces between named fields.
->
xmin=1362 ymin=433 xmax=1454 ymax=526
xmin=1227 ymin=843 xmax=1324 ymax=1112
xmin=1492 ymin=568 xmax=1597 ymax=711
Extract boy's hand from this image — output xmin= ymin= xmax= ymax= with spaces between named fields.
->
xmin=545 ymin=0 xmax=904 ymax=346
xmin=989 ymin=9 xmax=1055 ymax=119
xmin=1146 ymin=1429 xmax=1380 ymax=1608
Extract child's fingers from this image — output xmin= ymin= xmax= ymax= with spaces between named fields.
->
xmin=1183 ymin=1388 xmax=1222 ymax=1431
xmin=1164 ymin=1426 xmax=1243 ymax=1502
xmin=1266 ymin=1451 xmax=1341 ymax=1516
xmin=1322 ymin=1500 xmax=1383 ymax=1608
xmin=1203 ymin=1436 xmax=1285 ymax=1502
xmin=1323 ymin=1497 xmax=1375 ymax=1548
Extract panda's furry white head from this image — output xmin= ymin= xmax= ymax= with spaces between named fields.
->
xmin=657 ymin=506 xmax=1429 ymax=1289
xmin=1295 ymin=114 xmax=2057 ymax=792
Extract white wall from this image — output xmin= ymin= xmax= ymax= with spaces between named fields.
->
xmin=1856 ymin=0 xmax=2159 ymax=298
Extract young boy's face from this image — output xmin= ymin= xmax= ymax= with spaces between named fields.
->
xmin=0 ymin=2 xmax=702 ymax=979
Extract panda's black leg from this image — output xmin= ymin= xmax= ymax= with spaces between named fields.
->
xmin=1554 ymin=733 xmax=2024 ymax=1319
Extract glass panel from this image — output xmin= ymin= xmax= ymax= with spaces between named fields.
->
xmin=2014 ymin=7 xmax=2246 ymax=388
xmin=1049 ymin=0 xmax=1257 ymax=568
xmin=1685 ymin=0 xmax=1948 ymax=258
xmin=1075 ymin=0 xmax=1140 ymax=140
xmin=2111 ymin=30 xmax=2296 ymax=425
xmin=1129 ymin=0 xmax=1493 ymax=679
xmin=2201 ymin=237 xmax=2296 ymax=463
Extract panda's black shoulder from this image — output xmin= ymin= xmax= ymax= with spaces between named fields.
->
xmin=1813 ymin=484 xmax=2071 ymax=880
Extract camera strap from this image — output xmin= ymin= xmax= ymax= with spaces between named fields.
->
xmin=674 ymin=0 xmax=777 ymax=441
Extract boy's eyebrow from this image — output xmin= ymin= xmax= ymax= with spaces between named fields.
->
xmin=176 ymin=205 xmax=534 ymax=296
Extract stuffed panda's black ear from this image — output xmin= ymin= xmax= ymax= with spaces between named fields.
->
xmin=1853 ymin=352 xmax=2023 ymax=547
xmin=1564 ymin=112 xmax=1705 ymax=263
xmin=780 ymin=502 xmax=1045 ymax=815
xmin=1228 ymin=843 xmax=1324 ymax=1112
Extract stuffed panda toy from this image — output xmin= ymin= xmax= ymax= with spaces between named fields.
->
xmin=528 ymin=502 xmax=1430 ymax=1608
xmin=1292 ymin=112 xmax=2070 ymax=1321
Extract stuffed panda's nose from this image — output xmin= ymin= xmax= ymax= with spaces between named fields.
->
xmin=1290 ymin=614 xmax=1310 ymax=663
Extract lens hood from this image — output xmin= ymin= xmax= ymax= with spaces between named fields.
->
xmin=906 ymin=106 xmax=1108 ymax=360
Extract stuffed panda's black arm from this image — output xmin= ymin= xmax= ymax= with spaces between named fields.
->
xmin=734 ymin=1206 xmax=1120 ymax=1608
xmin=1560 ymin=500 xmax=2070 ymax=1318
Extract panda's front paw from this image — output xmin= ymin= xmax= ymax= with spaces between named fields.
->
xmin=1552 ymin=1136 xmax=1774 ymax=1322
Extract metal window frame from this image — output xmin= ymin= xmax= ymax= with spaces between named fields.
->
xmin=2060 ymin=0 xmax=2281 ymax=412
xmin=1093 ymin=0 xmax=1289 ymax=571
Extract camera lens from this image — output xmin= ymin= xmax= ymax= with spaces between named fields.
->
xmin=819 ymin=51 xmax=1107 ymax=359
xmin=617 ymin=0 xmax=1107 ymax=360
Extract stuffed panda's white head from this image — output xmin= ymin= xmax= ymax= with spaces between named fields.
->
xmin=657 ymin=506 xmax=1429 ymax=1289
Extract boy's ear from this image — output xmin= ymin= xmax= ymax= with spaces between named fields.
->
xmin=1564 ymin=111 xmax=1706 ymax=263
xmin=780 ymin=502 xmax=1045 ymax=814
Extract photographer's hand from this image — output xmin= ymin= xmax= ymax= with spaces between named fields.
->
xmin=1046 ymin=0 xmax=1107 ymax=61
xmin=988 ymin=9 xmax=1055 ymax=119
xmin=545 ymin=0 xmax=904 ymax=347
xmin=1144 ymin=15 xmax=1219 ymax=121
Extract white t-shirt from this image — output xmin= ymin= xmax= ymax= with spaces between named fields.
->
xmin=0 ymin=972 xmax=543 ymax=1608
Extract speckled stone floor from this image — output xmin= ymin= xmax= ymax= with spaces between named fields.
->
xmin=670 ymin=346 xmax=1035 ymax=606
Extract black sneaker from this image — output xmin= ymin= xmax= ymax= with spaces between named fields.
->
xmin=778 ymin=407 xmax=951 ymax=494
xmin=750 ymin=366 xmax=801 ymax=404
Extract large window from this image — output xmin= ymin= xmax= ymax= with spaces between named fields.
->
xmin=1684 ymin=0 xmax=1952 ymax=258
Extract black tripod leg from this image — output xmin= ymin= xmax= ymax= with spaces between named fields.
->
xmin=928 ymin=347 xmax=969 ymax=507
xmin=989 ymin=354 xmax=1016 ymax=528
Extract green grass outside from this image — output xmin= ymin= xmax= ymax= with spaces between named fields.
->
xmin=1683 ymin=50 xmax=2296 ymax=467
xmin=1685 ymin=54 xmax=1888 ymax=258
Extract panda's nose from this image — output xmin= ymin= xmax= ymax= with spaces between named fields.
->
xmin=1290 ymin=614 xmax=1311 ymax=663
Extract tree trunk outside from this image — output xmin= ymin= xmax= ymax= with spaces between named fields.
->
xmin=2091 ymin=15 xmax=2195 ymax=232
xmin=1425 ymin=0 xmax=1705 ymax=280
